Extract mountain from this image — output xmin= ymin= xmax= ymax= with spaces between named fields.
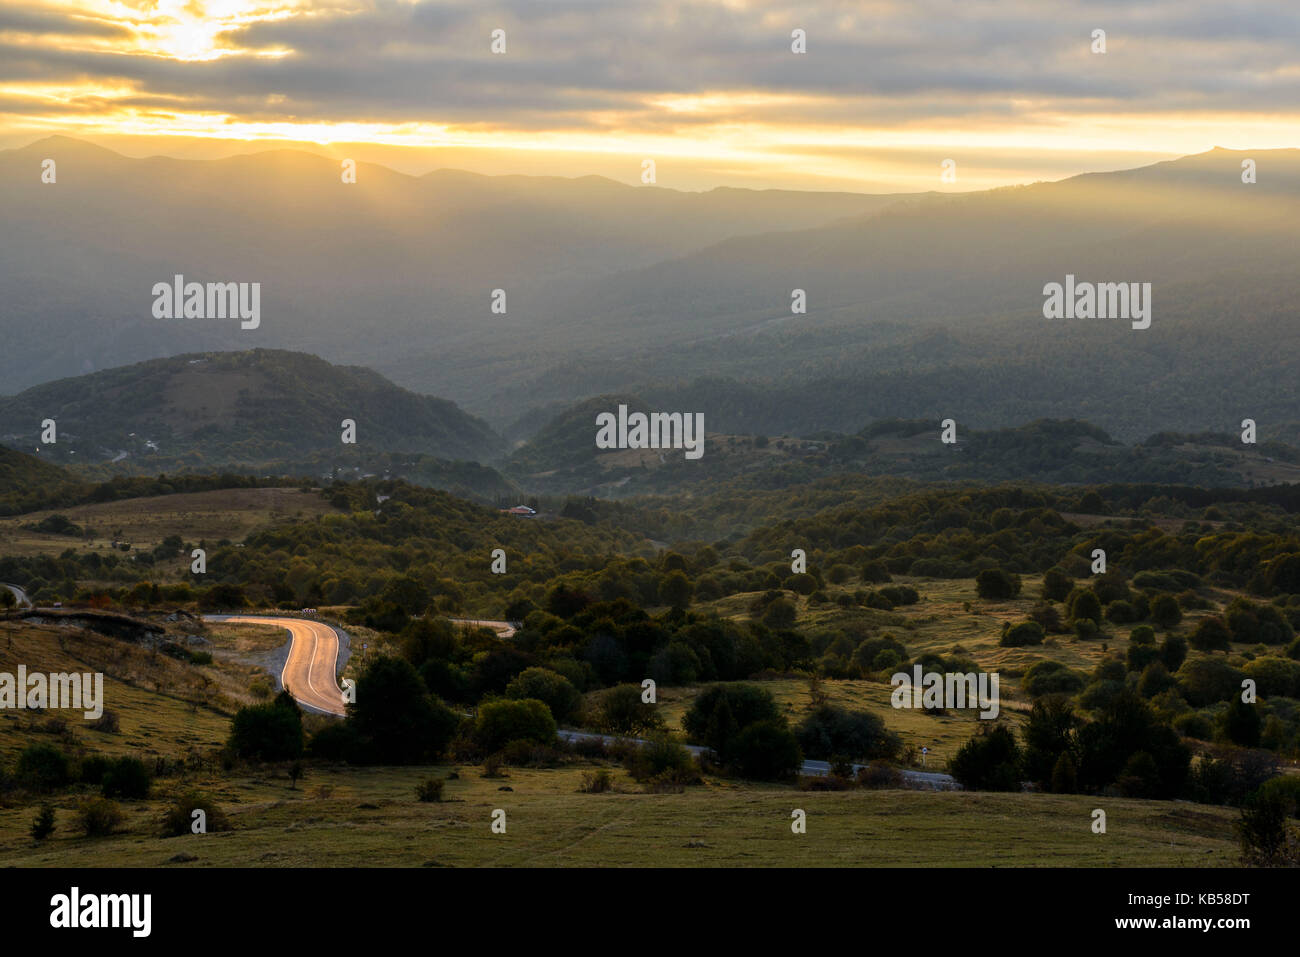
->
xmin=490 ymin=147 xmax=1300 ymax=440
xmin=506 ymin=394 xmax=1300 ymax=498
xmin=0 ymin=135 xmax=909 ymax=395
xmin=0 ymin=349 xmax=504 ymax=469
xmin=6 ymin=137 xmax=1299 ymax=444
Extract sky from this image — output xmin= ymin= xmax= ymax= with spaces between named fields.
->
xmin=1 ymin=0 xmax=1298 ymax=192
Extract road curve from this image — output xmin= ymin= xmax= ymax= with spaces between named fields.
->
xmin=206 ymin=615 xmax=347 ymax=716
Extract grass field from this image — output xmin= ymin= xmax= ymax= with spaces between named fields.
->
xmin=0 ymin=487 xmax=336 ymax=559
xmin=0 ymin=763 xmax=1242 ymax=868
xmin=0 ymin=618 xmax=261 ymax=762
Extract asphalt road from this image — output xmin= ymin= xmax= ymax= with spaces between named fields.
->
xmin=1 ymin=582 xmax=31 ymax=608
xmin=556 ymin=729 xmax=958 ymax=788
xmin=206 ymin=614 xmax=347 ymax=716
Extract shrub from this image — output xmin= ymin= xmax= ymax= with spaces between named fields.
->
xmin=999 ymin=621 xmax=1044 ymax=648
xmin=30 ymin=804 xmax=56 ymax=842
xmin=476 ymin=698 xmax=557 ymax=754
xmin=578 ymin=769 xmax=614 ymax=793
xmin=949 ymin=724 xmax=1022 ymax=791
xmin=228 ymin=691 xmax=303 ymax=761
xmin=17 ymin=744 xmax=70 ymax=792
xmin=1149 ymin=594 xmax=1182 ymax=629
xmin=624 ymin=733 xmax=694 ymax=782
xmin=1041 ymin=568 xmax=1073 ymax=602
xmin=683 ymin=683 xmax=781 ymax=762
xmin=1175 ymin=712 xmax=1214 ymax=740
xmin=975 ymin=568 xmax=1021 ymax=600
xmin=856 ymin=763 xmax=903 ymax=789
xmin=795 ymin=705 xmax=901 ymax=761
xmin=415 ymin=778 xmax=444 ymax=802
xmin=79 ymin=754 xmax=113 ymax=787
xmin=160 ymin=791 xmax=230 ymax=837
xmin=504 ymin=667 xmax=583 ymax=724
xmin=1022 ymin=660 xmax=1084 ymax=697
xmin=1190 ymin=616 xmax=1233 ymax=653
xmin=76 ymin=797 xmax=124 ymax=837
xmin=1237 ymin=790 xmax=1293 ymax=865
xmin=101 ymin=756 xmax=150 ymax=800
xmin=308 ymin=721 xmax=366 ymax=762
xmin=730 ymin=719 xmax=802 ymax=781
xmin=592 ymin=683 xmax=663 ymax=736
xmin=1050 ymin=752 xmax=1079 ymax=794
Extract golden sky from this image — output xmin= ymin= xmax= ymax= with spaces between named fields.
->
xmin=2 ymin=0 xmax=1298 ymax=191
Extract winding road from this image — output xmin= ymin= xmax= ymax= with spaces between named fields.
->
xmin=205 ymin=614 xmax=347 ymax=716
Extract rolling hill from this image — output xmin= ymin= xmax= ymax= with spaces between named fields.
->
xmin=0 ymin=349 xmax=504 ymax=469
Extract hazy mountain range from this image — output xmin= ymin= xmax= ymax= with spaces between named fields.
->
xmin=3 ymin=136 xmax=1298 ymax=443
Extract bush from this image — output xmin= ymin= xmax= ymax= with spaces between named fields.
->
xmin=415 ymin=778 xmax=444 ymax=802
xmin=17 ymin=744 xmax=70 ymax=792
xmin=1175 ymin=712 xmax=1214 ymax=740
xmin=683 ymin=683 xmax=781 ymax=763
xmin=160 ymin=791 xmax=230 ymax=837
xmin=76 ymin=797 xmax=124 ymax=837
xmin=1149 ymin=594 xmax=1183 ymax=630
xmin=730 ymin=719 xmax=802 ymax=781
xmin=1000 ymin=621 xmax=1045 ymax=647
xmin=592 ymin=683 xmax=662 ymax=736
xmin=30 ymin=804 xmax=56 ymax=842
xmin=578 ymin=769 xmax=614 ymax=793
xmin=308 ymin=721 xmax=366 ymax=762
xmin=624 ymin=733 xmax=694 ymax=782
xmin=1050 ymin=752 xmax=1079 ymax=794
xmin=350 ymin=656 xmax=461 ymax=764
xmin=1068 ymin=589 xmax=1102 ymax=625
xmin=1022 ymin=660 xmax=1084 ymax=697
xmin=1041 ymin=568 xmax=1073 ymax=602
xmin=1190 ymin=616 xmax=1233 ymax=653
xmin=975 ymin=568 xmax=1021 ymax=600
xmin=1237 ymin=790 xmax=1293 ymax=865
xmin=949 ymin=724 xmax=1022 ymax=791
xmin=795 ymin=705 xmax=901 ymax=761
xmin=229 ymin=691 xmax=303 ymax=761
xmin=79 ymin=754 xmax=113 ymax=787
xmin=101 ymin=756 xmax=150 ymax=800
xmin=856 ymin=764 xmax=903 ymax=789
xmin=476 ymin=698 xmax=557 ymax=754
xmin=504 ymin=667 xmax=583 ymax=724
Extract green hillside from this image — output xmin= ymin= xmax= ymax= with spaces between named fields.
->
xmin=0 ymin=349 xmax=505 ymax=470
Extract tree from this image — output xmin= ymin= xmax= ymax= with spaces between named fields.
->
xmin=1021 ymin=696 xmax=1079 ymax=788
xmin=229 ymin=691 xmax=303 ymax=761
xmin=1189 ymin=616 xmax=1233 ymax=653
xmin=731 ymin=719 xmax=802 ymax=781
xmin=30 ymin=804 xmax=56 ymax=841
xmin=17 ymin=744 xmax=70 ymax=791
xmin=949 ymin=724 xmax=1022 ymax=791
xmin=505 ymin=667 xmax=583 ymax=724
xmin=658 ymin=570 xmax=694 ymax=609
xmin=976 ymin=568 xmax=1021 ymax=600
xmin=349 ymin=656 xmax=459 ymax=764
xmin=1000 ymin=621 xmax=1044 ymax=647
xmin=795 ymin=705 xmax=901 ymax=762
xmin=592 ymin=683 xmax=662 ymax=736
xmin=475 ymin=698 xmax=557 ymax=753
xmin=1149 ymin=594 xmax=1182 ymax=630
xmin=1068 ymin=589 xmax=1102 ymax=625
xmin=1220 ymin=697 xmax=1262 ymax=748
xmin=683 ymin=684 xmax=781 ymax=762
xmin=1050 ymin=752 xmax=1078 ymax=794
xmin=1041 ymin=568 xmax=1072 ymax=602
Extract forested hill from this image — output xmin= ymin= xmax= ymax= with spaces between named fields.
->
xmin=0 ymin=349 xmax=505 ymax=469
